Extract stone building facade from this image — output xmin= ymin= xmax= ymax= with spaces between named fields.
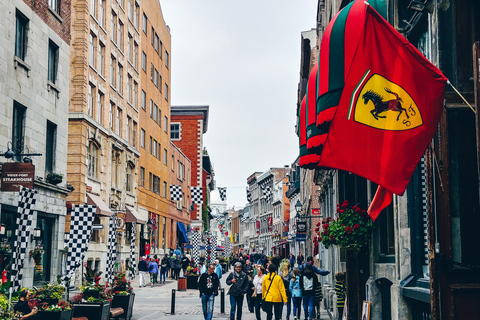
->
xmin=0 ymin=0 xmax=71 ymax=287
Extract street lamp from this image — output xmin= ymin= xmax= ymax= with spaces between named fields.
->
xmin=295 ymin=200 xmax=303 ymax=214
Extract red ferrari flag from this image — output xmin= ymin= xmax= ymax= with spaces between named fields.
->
xmin=317 ymin=5 xmax=447 ymax=219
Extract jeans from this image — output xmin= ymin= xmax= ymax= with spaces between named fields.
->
xmin=138 ymin=271 xmax=148 ymax=287
xmin=337 ymin=307 xmax=344 ymax=320
xmin=229 ymin=295 xmax=244 ymax=320
xmin=160 ymin=267 xmax=167 ymax=282
xmin=292 ymin=297 xmax=302 ymax=319
xmin=254 ymin=295 xmax=263 ymax=320
xmin=201 ymin=294 xmax=215 ymax=320
xmin=264 ymin=301 xmax=283 ymax=320
xmin=303 ymin=294 xmax=315 ymax=319
xmin=280 ymin=294 xmax=291 ymax=319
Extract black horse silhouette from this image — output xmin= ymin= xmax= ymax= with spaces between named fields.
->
xmin=362 ymin=88 xmax=409 ymax=121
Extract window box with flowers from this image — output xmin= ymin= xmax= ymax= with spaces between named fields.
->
xmin=31 ymin=284 xmax=72 ymax=320
xmin=319 ymin=201 xmax=374 ymax=252
xmin=71 ymin=282 xmax=111 ymax=320
xmin=29 ymin=247 xmax=45 ymax=265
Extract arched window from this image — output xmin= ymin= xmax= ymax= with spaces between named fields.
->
xmin=87 ymin=141 xmax=99 ymax=178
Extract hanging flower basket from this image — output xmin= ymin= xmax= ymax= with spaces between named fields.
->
xmin=320 ymin=201 xmax=374 ymax=252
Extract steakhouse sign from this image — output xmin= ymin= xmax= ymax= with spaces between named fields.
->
xmin=1 ymin=163 xmax=35 ymax=191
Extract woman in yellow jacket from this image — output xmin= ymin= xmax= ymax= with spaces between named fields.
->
xmin=262 ymin=264 xmax=288 ymax=320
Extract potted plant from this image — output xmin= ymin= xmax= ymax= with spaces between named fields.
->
xmin=72 ymin=283 xmax=111 ymax=320
xmin=185 ymin=266 xmax=199 ymax=289
xmin=111 ymin=273 xmax=135 ymax=320
xmin=83 ymin=266 xmax=102 ymax=284
xmin=30 ymin=284 xmax=72 ymax=320
xmin=46 ymin=172 xmax=63 ymax=185
xmin=0 ymin=243 xmax=11 ymax=264
xmin=319 ymin=201 xmax=374 ymax=252
xmin=0 ymin=293 xmax=14 ymax=319
xmin=29 ymin=247 xmax=44 ymax=265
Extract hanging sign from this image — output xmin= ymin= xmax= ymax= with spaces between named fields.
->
xmin=1 ymin=163 xmax=34 ymax=191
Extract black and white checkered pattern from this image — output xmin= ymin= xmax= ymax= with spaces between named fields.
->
xmin=262 ymin=184 xmax=272 ymax=202
xmin=218 ymin=188 xmax=227 ymax=201
xmin=170 ymin=185 xmax=182 ymax=201
xmin=210 ymin=236 xmax=217 ymax=264
xmin=64 ymin=204 xmax=96 ymax=284
xmin=192 ymin=231 xmax=200 ymax=265
xmin=10 ymin=187 xmax=37 ymax=292
xmin=129 ymin=222 xmax=136 ymax=281
xmin=241 ymin=216 xmax=248 ymax=223
xmin=191 ymin=186 xmax=203 ymax=204
xmin=106 ymin=214 xmax=117 ymax=285
xmin=225 ymin=238 xmax=232 ymax=258
xmin=246 ymin=188 xmax=252 ymax=203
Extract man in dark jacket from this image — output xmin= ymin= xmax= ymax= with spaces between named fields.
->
xmin=226 ymin=262 xmax=249 ymax=320
xmin=181 ymin=256 xmax=190 ymax=277
xmin=138 ymin=256 xmax=149 ymax=287
xmin=198 ymin=264 xmax=220 ymax=320
xmin=299 ymin=256 xmax=330 ymax=276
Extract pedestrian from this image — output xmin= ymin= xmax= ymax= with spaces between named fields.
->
xmin=14 ymin=289 xmax=38 ymax=319
xmin=164 ymin=253 xmax=170 ymax=279
xmin=169 ymin=254 xmax=176 ymax=279
xmin=335 ymin=272 xmax=346 ymax=320
xmin=243 ymin=260 xmax=254 ymax=312
xmin=182 ymin=255 xmax=190 ymax=277
xmin=138 ymin=256 xmax=149 ymax=287
xmin=148 ymin=257 xmax=159 ymax=287
xmin=313 ymin=274 xmax=323 ymax=319
xmin=198 ymin=262 xmax=205 ymax=276
xmin=226 ymin=262 xmax=249 ymax=320
xmin=289 ymin=254 xmax=295 ymax=269
xmin=153 ymin=255 xmax=159 ymax=283
xmin=299 ymin=256 xmax=330 ymax=276
xmin=252 ymin=266 xmax=265 ymax=320
xmin=160 ymin=256 xmax=169 ymax=284
xmin=300 ymin=264 xmax=318 ymax=320
xmin=198 ymin=263 xmax=220 ymax=320
xmin=296 ymin=253 xmax=304 ymax=266
xmin=289 ymin=268 xmax=303 ymax=320
xmin=262 ymin=264 xmax=288 ymax=320
xmin=175 ymin=247 xmax=182 ymax=259
xmin=215 ymin=259 xmax=223 ymax=282
xmin=174 ymin=255 xmax=182 ymax=279
xmin=280 ymin=261 xmax=292 ymax=320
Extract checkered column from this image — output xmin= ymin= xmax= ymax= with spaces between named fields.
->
xmin=10 ymin=187 xmax=37 ymax=292
xmin=192 ymin=231 xmax=200 ymax=266
xmin=225 ymin=238 xmax=232 ymax=258
xmin=64 ymin=204 xmax=96 ymax=284
xmin=106 ymin=214 xmax=117 ymax=285
xmin=129 ymin=222 xmax=136 ymax=281
xmin=210 ymin=236 xmax=217 ymax=264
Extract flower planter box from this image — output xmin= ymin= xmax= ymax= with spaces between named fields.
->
xmin=111 ymin=293 xmax=135 ymax=320
xmin=36 ymin=309 xmax=73 ymax=320
xmin=186 ymin=276 xmax=198 ymax=290
xmin=73 ymin=301 xmax=110 ymax=320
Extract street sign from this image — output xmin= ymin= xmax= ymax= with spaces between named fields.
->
xmin=296 ymin=233 xmax=306 ymax=241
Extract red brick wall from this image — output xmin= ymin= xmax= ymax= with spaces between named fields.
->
xmin=22 ymin=0 xmax=71 ymax=44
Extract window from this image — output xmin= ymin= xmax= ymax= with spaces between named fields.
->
xmin=88 ymin=83 xmax=95 ymax=117
xmin=142 ymin=13 xmax=147 ymax=33
xmin=164 ymin=116 xmax=168 ymax=132
xmin=154 ymin=33 xmax=159 ymax=52
xmin=134 ymin=3 xmax=139 ymax=29
xmin=140 ymin=167 xmax=145 ymax=187
xmin=89 ymin=33 xmax=96 ymax=68
xmin=133 ymin=81 xmax=138 ymax=109
xmin=98 ymin=42 xmax=105 ymax=76
xmin=132 ymin=120 xmax=137 ymax=148
xmin=141 ymin=128 xmax=145 ymax=148
xmin=109 ymin=102 xmax=114 ymax=130
xmin=15 ymin=11 xmax=28 ymax=60
xmin=154 ymin=69 xmax=159 ymax=87
xmin=99 ymin=0 xmax=105 ymax=27
xmin=157 ymin=108 xmax=162 ymax=125
xmin=153 ymin=175 xmax=160 ymax=194
xmin=111 ymin=12 xmax=117 ymax=43
xmin=171 ymin=155 xmax=174 ymax=171
xmin=170 ymin=123 xmax=180 ymax=140
xmin=142 ymin=51 xmax=146 ymax=71
xmin=90 ymin=0 xmax=96 ymax=18
xmin=127 ymin=0 xmax=132 ymax=21
xmin=150 ymin=63 xmax=154 ymax=81
xmin=163 ymin=181 xmax=167 ymax=197
xmin=117 ymin=63 xmax=123 ymax=94
xmin=126 ymin=164 xmax=133 ymax=192
xmin=126 ymin=116 xmax=131 ymax=143
xmin=153 ymin=104 xmax=158 ymax=123
xmin=153 ymin=139 xmax=158 ymax=158
xmin=149 ymin=136 xmax=153 ymax=155
xmin=151 ymin=27 xmax=154 ymax=45
xmin=159 ymin=75 xmax=162 ymax=92
xmin=97 ymin=91 xmax=104 ymax=124
xmin=165 ymin=50 xmax=169 ymax=68
xmin=163 ymin=149 xmax=167 ymax=165
xmin=150 ymin=100 xmax=153 ymax=118
xmin=116 ymin=107 xmax=122 ymax=135
xmin=48 ymin=0 xmax=60 ymax=14
xmin=127 ymin=34 xmax=133 ymax=63
xmin=127 ymin=74 xmax=132 ymax=104
xmin=149 ymin=172 xmax=152 ymax=190
xmin=164 ymin=83 xmax=169 ymax=101
xmin=110 ymin=56 xmax=116 ymax=87
xmin=111 ymin=151 xmax=120 ymax=188
xmin=87 ymin=141 xmax=98 ymax=178
xmin=118 ymin=20 xmax=124 ymax=51
xmin=133 ymin=42 xmax=138 ymax=69
xmin=159 ymin=41 xmax=163 ymax=59
xmin=48 ymin=41 xmax=59 ymax=84
xmin=141 ymin=90 xmax=146 ymax=110
xmin=45 ymin=121 xmax=57 ymax=173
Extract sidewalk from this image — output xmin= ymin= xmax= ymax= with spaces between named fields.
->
xmin=131 ymin=270 xmax=330 ymax=320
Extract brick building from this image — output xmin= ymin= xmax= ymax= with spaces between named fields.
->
xmin=0 ymin=0 xmax=71 ymax=287
xmin=170 ymin=105 xmax=209 ymax=231
xmin=67 ymin=0 xmax=142 ymax=282
xmin=137 ymin=0 xmax=172 ymax=257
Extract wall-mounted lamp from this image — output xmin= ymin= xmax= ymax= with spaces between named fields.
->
xmin=0 ymin=224 xmax=6 ymax=236
xmin=32 ymin=227 xmax=42 ymax=240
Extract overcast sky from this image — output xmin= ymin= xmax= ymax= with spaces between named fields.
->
xmin=159 ymin=0 xmax=318 ymax=208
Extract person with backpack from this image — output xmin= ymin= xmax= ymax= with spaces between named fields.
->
xmin=262 ymin=264 xmax=288 ymax=320
xmin=298 ymin=256 xmax=330 ymax=276
xmin=289 ymin=268 xmax=303 ymax=320
xmin=160 ymin=256 xmax=169 ymax=284
xmin=280 ymin=260 xmax=292 ymax=320
xmin=148 ymin=257 xmax=159 ymax=287
xmin=300 ymin=264 xmax=318 ymax=320
xmin=226 ymin=262 xmax=249 ymax=320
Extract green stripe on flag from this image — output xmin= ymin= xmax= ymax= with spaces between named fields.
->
xmin=317 ymin=89 xmax=342 ymax=114
xmin=348 ymin=70 xmax=371 ymax=120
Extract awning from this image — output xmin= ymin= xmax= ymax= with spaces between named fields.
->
xmin=125 ymin=205 xmax=146 ymax=224
xmin=86 ymin=193 xmax=112 ymax=216
xmin=177 ymin=222 xmax=188 ymax=244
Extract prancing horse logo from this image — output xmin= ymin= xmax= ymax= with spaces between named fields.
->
xmin=362 ymin=88 xmax=410 ymax=121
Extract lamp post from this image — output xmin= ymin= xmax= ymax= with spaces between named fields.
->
xmin=294 ymin=199 xmax=314 ymax=256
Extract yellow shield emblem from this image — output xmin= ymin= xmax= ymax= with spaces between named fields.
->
xmin=350 ymin=73 xmax=423 ymax=130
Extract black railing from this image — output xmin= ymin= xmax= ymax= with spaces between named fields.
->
xmin=410 ymin=299 xmax=431 ymax=320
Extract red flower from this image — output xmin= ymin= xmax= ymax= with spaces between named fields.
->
xmin=323 ymin=230 xmax=328 ymax=235
xmin=330 ymin=235 xmax=335 ymax=241
xmin=319 ymin=237 xmax=322 ymax=241
xmin=316 ymin=222 xmax=321 ymax=227
xmin=354 ymin=224 xmax=360 ymax=229
xmin=345 ymin=226 xmax=353 ymax=234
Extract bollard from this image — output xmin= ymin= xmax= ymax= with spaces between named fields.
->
xmin=171 ymin=289 xmax=176 ymax=315
xmin=220 ymin=288 xmax=225 ymax=314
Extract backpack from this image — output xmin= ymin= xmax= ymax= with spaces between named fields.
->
xmin=303 ymin=276 xmax=313 ymax=291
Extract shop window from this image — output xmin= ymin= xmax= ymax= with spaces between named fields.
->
xmin=12 ymin=102 xmax=26 ymax=162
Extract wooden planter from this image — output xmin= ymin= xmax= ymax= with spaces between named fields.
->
xmin=36 ymin=309 xmax=73 ymax=320
xmin=111 ymin=293 xmax=135 ymax=320
xmin=73 ymin=301 xmax=110 ymax=320
xmin=186 ymin=276 xmax=198 ymax=290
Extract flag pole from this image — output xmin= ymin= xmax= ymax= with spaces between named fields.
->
xmin=447 ymin=80 xmax=475 ymax=113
